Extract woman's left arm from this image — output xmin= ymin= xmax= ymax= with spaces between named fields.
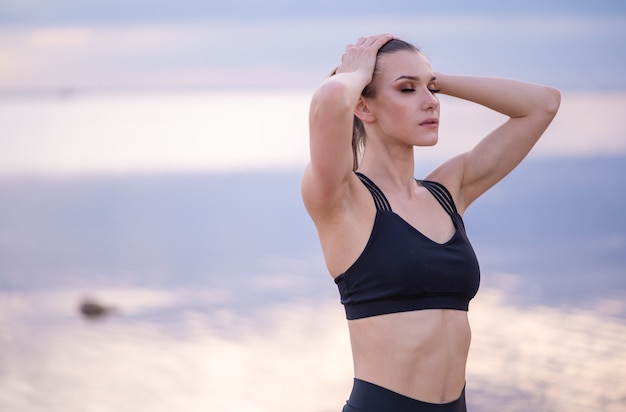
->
xmin=430 ymin=73 xmax=561 ymax=213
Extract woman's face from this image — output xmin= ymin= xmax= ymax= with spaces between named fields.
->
xmin=364 ymin=50 xmax=440 ymax=148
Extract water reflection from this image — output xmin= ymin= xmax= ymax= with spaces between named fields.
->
xmin=1 ymin=287 xmax=624 ymax=412
xmin=469 ymin=289 xmax=625 ymax=412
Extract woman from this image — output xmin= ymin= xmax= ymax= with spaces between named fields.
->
xmin=300 ymin=33 xmax=560 ymax=411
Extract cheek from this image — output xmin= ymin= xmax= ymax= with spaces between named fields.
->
xmin=377 ymin=97 xmax=409 ymax=118
xmin=370 ymin=93 xmax=418 ymax=127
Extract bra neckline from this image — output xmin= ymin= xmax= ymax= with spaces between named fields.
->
xmin=384 ymin=209 xmax=459 ymax=246
xmin=355 ymin=172 xmax=459 ymax=245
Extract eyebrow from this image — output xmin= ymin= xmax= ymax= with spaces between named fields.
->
xmin=393 ymin=75 xmax=437 ymax=82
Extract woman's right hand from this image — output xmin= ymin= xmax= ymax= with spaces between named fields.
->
xmin=335 ymin=33 xmax=395 ymax=83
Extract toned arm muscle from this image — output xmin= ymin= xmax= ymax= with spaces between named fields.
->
xmin=429 ymin=74 xmax=561 ymax=213
xmin=302 ymin=77 xmax=360 ymax=214
xmin=302 ymin=33 xmax=394 ymax=220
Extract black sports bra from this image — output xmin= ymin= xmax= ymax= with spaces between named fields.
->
xmin=335 ymin=173 xmax=481 ymax=320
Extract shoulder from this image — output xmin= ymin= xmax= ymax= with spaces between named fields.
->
xmin=424 ymin=153 xmax=468 ymax=213
xmin=301 ymin=165 xmax=372 ymax=225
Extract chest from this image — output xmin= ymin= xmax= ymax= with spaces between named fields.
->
xmin=338 ymin=211 xmax=480 ymax=302
xmin=385 ymin=191 xmax=456 ymax=245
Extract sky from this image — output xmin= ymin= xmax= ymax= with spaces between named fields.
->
xmin=0 ymin=1 xmax=625 ymax=177
xmin=0 ymin=0 xmax=625 ymax=92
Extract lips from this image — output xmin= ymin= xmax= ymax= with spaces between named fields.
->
xmin=420 ymin=118 xmax=439 ymax=126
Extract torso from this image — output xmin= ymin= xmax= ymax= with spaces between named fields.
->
xmin=348 ymin=309 xmax=470 ymax=403
xmin=316 ymin=172 xmax=476 ymax=404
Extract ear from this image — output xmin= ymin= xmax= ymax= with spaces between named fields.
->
xmin=354 ymin=97 xmax=375 ymax=123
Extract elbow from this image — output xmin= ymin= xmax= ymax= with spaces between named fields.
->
xmin=542 ymin=86 xmax=561 ymax=118
xmin=311 ymin=78 xmax=355 ymax=115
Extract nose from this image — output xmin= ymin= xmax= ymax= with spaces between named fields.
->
xmin=423 ymin=89 xmax=439 ymax=111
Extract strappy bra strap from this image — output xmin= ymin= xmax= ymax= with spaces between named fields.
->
xmin=356 ymin=173 xmax=458 ymax=216
xmin=417 ymin=180 xmax=458 ymax=216
xmin=355 ymin=172 xmax=392 ymax=211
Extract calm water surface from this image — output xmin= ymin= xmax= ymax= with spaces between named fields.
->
xmin=0 ymin=287 xmax=624 ymax=412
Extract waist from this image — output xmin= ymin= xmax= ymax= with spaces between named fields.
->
xmin=348 ymin=309 xmax=470 ymax=403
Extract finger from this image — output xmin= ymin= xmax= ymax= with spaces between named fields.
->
xmin=355 ymin=34 xmax=384 ymax=47
xmin=355 ymin=36 xmax=368 ymax=46
xmin=359 ymin=34 xmax=382 ymax=47
xmin=353 ymin=33 xmax=393 ymax=50
xmin=371 ymin=33 xmax=394 ymax=47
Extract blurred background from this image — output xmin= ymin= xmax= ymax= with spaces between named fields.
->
xmin=0 ymin=1 xmax=625 ymax=411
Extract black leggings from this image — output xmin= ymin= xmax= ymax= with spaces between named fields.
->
xmin=342 ymin=379 xmax=467 ymax=412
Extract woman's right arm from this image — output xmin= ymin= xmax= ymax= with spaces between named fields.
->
xmin=301 ymin=34 xmax=393 ymax=219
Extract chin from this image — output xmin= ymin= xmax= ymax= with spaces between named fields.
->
xmin=415 ymin=137 xmax=438 ymax=147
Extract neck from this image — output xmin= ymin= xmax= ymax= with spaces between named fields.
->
xmin=358 ymin=144 xmax=416 ymax=192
